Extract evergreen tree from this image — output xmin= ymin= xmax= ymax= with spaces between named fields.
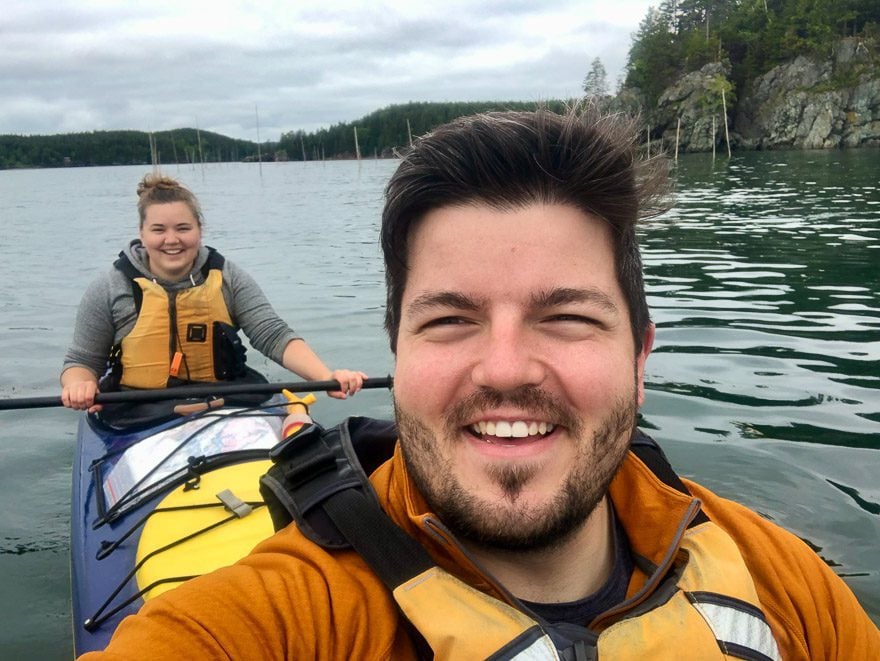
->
xmin=582 ymin=57 xmax=609 ymax=98
xmin=626 ymin=8 xmax=681 ymax=110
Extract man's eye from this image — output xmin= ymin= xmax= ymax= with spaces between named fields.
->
xmin=423 ymin=316 xmax=466 ymax=327
xmin=548 ymin=314 xmax=593 ymax=323
xmin=415 ymin=316 xmax=477 ymax=337
xmin=542 ymin=314 xmax=604 ymax=338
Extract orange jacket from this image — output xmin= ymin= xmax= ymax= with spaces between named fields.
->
xmin=82 ymin=441 xmax=879 ymax=660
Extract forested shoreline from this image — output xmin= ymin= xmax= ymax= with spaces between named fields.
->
xmin=2 ymin=1 xmax=877 ymax=169
xmin=0 ymin=129 xmax=261 ymax=170
xmin=624 ymin=0 xmax=879 ymax=116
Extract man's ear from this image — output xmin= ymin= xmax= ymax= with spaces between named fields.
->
xmin=636 ymin=322 xmax=655 ymax=407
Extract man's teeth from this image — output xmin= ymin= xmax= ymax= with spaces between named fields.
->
xmin=470 ymin=421 xmax=554 ymax=438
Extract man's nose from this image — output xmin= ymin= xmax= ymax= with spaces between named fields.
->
xmin=470 ymin=322 xmax=546 ymax=392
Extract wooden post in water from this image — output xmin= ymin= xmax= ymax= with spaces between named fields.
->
xmin=255 ymin=105 xmax=263 ymax=178
xmin=149 ymin=133 xmax=158 ymax=173
xmin=712 ymin=115 xmax=717 ymax=163
xmin=406 ymin=118 xmax=413 ymax=147
xmin=674 ymin=117 xmax=681 ymax=164
xmin=196 ymin=121 xmax=205 ymax=176
xmin=170 ymin=131 xmax=179 ymax=170
xmin=354 ymin=126 xmax=361 ymax=160
xmin=721 ymin=88 xmax=731 ymax=158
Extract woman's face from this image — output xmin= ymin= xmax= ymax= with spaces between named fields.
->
xmin=139 ymin=201 xmax=202 ymax=281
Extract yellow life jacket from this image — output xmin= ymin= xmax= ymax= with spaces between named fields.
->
xmin=393 ymin=519 xmax=780 ymax=660
xmin=260 ymin=421 xmax=782 ymax=661
xmin=114 ymin=249 xmax=239 ymax=389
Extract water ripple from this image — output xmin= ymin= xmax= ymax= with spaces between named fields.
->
xmin=0 ymin=537 xmax=68 ymax=555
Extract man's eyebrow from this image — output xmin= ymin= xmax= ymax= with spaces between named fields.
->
xmin=531 ymin=287 xmax=619 ymax=313
xmin=405 ymin=291 xmax=483 ymax=316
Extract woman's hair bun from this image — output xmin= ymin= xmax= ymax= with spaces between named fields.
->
xmin=135 ymin=173 xmax=203 ymax=227
xmin=137 ymin=174 xmax=183 ymax=197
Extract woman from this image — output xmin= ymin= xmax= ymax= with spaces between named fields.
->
xmin=61 ymin=173 xmax=366 ymax=426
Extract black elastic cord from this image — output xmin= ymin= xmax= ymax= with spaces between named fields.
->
xmin=84 ymin=575 xmax=198 ymax=631
xmin=97 ymin=500 xmax=263 ymax=560
xmin=85 ymin=503 xmax=264 ymax=630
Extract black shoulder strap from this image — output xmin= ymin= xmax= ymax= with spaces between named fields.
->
xmin=113 ymin=250 xmax=140 ymax=279
xmin=629 ymin=430 xmax=709 ymax=527
xmin=324 ymin=488 xmax=435 ymax=588
xmin=202 ymin=246 xmax=224 ymax=275
xmin=259 ymin=417 xmax=434 ymax=589
xmin=113 ymin=251 xmax=144 ymax=313
xmin=259 ymin=417 xmax=436 ymax=659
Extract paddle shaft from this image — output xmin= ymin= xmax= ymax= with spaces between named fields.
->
xmin=0 ymin=376 xmax=393 ymax=411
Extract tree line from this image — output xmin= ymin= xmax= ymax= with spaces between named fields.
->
xmin=0 ymin=129 xmax=266 ymax=170
xmin=1 ymin=102 xmax=572 ymax=169
xmin=276 ymin=101 xmax=570 ymax=161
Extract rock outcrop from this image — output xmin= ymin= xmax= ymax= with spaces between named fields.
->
xmin=655 ymin=62 xmax=733 ymax=153
xmin=651 ymin=37 xmax=879 ymax=151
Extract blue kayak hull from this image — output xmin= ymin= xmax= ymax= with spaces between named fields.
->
xmin=70 ymin=410 xmax=281 ymax=654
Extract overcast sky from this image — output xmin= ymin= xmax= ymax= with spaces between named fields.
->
xmin=2 ymin=1 xmax=656 ymax=141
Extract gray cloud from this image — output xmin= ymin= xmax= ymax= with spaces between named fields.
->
xmin=0 ymin=1 xmax=651 ymax=141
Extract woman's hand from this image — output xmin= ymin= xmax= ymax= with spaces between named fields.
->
xmin=60 ymin=367 xmax=103 ymax=413
xmin=327 ymin=369 xmax=368 ymax=399
xmin=280 ymin=340 xmax=369 ymax=400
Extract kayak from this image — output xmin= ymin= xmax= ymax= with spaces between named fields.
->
xmin=70 ymin=402 xmax=287 ymax=654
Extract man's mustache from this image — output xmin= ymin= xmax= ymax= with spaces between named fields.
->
xmin=444 ymin=385 xmax=583 ymax=436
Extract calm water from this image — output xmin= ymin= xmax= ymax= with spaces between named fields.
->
xmin=0 ymin=151 xmax=878 ymax=657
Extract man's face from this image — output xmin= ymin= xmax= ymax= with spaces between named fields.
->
xmin=393 ymin=202 xmax=654 ymax=552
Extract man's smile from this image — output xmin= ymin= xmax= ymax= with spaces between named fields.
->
xmin=468 ymin=420 xmax=556 ymax=440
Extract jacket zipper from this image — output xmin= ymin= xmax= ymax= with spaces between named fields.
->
xmin=421 ymin=496 xmax=704 ymax=630
xmin=590 ymin=497 xmax=703 ymax=627
xmin=168 ymin=290 xmax=179 ymax=379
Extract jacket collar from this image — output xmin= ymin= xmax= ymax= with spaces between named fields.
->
xmin=373 ymin=436 xmax=701 ymax=599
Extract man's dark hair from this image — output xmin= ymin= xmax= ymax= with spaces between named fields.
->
xmin=381 ymin=104 xmax=670 ymax=353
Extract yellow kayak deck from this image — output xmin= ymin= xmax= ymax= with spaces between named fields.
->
xmin=135 ymin=459 xmax=275 ymax=600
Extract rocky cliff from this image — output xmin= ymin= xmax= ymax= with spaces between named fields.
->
xmin=652 ymin=37 xmax=880 ymax=151
xmin=654 ymin=63 xmax=732 ymax=153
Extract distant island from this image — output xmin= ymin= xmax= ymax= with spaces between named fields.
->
xmin=2 ymin=1 xmax=877 ymax=169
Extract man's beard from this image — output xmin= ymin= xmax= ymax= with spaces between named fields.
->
xmin=394 ymin=383 xmax=637 ymax=554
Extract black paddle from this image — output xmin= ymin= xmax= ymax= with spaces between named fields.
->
xmin=0 ymin=376 xmax=394 ymax=410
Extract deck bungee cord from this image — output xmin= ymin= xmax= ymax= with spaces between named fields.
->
xmin=83 ymin=400 xmax=291 ymax=631
xmin=85 ymin=497 xmax=266 ymax=632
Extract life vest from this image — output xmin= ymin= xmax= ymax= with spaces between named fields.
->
xmin=113 ymin=248 xmax=246 ymax=389
xmin=260 ymin=419 xmax=782 ymax=661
